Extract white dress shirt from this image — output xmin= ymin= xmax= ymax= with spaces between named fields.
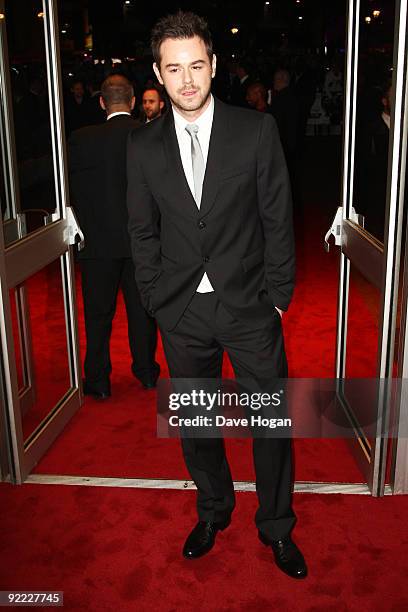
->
xmin=107 ymin=111 xmax=131 ymax=120
xmin=173 ymin=95 xmax=214 ymax=293
xmin=381 ymin=112 xmax=390 ymax=130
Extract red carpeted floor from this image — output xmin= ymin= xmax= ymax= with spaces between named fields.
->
xmin=27 ymin=136 xmax=383 ymax=483
xmin=30 ymin=221 xmax=377 ymax=482
xmin=31 ymin=249 xmax=366 ymax=483
xmin=3 ymin=137 xmax=406 ymax=611
xmin=1 ymin=483 xmax=408 ymax=611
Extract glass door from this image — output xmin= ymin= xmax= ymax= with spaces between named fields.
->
xmin=331 ymin=0 xmax=408 ymax=495
xmin=0 ymin=0 xmax=83 ymax=483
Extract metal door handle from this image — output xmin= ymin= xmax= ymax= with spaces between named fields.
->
xmin=324 ymin=206 xmax=364 ymax=252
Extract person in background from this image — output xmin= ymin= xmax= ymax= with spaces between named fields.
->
xmin=142 ymin=85 xmax=165 ymax=122
xmin=270 ymin=69 xmax=300 ymax=163
xmin=85 ymin=78 xmax=106 ymax=125
xmin=246 ymin=82 xmax=270 ymax=113
xmin=65 ymin=79 xmax=89 ymax=135
xmin=69 ymin=74 xmax=160 ymax=398
xmin=270 ymin=69 xmax=300 ymax=205
xmin=230 ymin=57 xmax=254 ymax=107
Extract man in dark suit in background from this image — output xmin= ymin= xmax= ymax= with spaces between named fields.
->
xmin=270 ymin=70 xmax=300 ymax=170
xmin=230 ymin=57 xmax=254 ymax=107
xmin=127 ymin=12 xmax=306 ymax=578
xmin=270 ymin=69 xmax=300 ymax=206
xmin=69 ymin=74 xmax=160 ymax=398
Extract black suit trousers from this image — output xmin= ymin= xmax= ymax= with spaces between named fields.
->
xmin=160 ymin=292 xmax=296 ymax=541
xmin=81 ymin=258 xmax=159 ymax=392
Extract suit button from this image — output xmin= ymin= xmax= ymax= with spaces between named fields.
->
xmin=149 ymin=308 xmax=155 ymax=315
xmin=203 ymin=256 xmax=210 ymax=263
xmin=198 ymin=220 xmax=206 ymax=229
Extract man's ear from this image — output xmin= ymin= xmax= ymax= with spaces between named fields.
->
xmin=211 ymin=54 xmax=217 ymax=79
xmin=99 ymin=96 xmax=106 ymax=111
xmin=153 ymin=62 xmax=164 ymax=85
xmin=159 ymin=100 xmax=165 ymax=110
xmin=130 ymin=96 xmax=136 ymax=111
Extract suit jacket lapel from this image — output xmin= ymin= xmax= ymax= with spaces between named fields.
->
xmin=162 ymin=110 xmax=198 ymax=218
xmin=200 ymin=97 xmax=230 ymax=217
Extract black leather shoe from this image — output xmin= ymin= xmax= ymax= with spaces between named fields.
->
xmin=183 ymin=519 xmax=230 ymax=559
xmin=83 ymin=380 xmax=111 ymax=400
xmin=259 ymin=532 xmax=307 ymax=579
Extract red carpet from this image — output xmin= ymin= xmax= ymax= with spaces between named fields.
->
xmin=24 ymin=137 xmax=380 ymax=482
xmin=32 ymin=222 xmax=368 ymax=483
xmin=31 ymin=256 xmax=365 ymax=482
xmin=1 ymin=483 xmax=408 ymax=611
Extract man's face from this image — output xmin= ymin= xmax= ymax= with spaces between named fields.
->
xmin=153 ymin=35 xmax=216 ymax=119
xmin=246 ymin=87 xmax=258 ymax=107
xmin=142 ymin=89 xmax=163 ymax=120
xmin=273 ymin=73 xmax=287 ymax=92
xmin=72 ymin=82 xmax=84 ymax=99
xmin=382 ymin=86 xmax=392 ymax=116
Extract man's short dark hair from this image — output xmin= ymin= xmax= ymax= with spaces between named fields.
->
xmin=151 ymin=11 xmax=213 ymax=68
xmin=101 ymin=74 xmax=134 ymax=108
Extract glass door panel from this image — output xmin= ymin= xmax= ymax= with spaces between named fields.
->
xmin=0 ymin=0 xmax=63 ymax=247
xmin=9 ymin=258 xmax=72 ymax=441
xmin=334 ymin=0 xmax=408 ymax=494
xmin=0 ymin=0 xmax=83 ymax=483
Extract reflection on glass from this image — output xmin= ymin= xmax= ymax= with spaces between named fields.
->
xmin=353 ymin=1 xmax=396 ymax=243
xmin=393 ymin=158 xmax=408 ymax=377
xmin=3 ymin=0 xmax=57 ymax=241
xmin=345 ymin=265 xmax=381 ymax=444
xmin=9 ymin=258 xmax=72 ymax=441
xmin=346 ymin=265 xmax=381 ymax=378
xmin=9 ymin=288 xmax=25 ymax=390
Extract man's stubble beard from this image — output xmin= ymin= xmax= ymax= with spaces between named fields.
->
xmin=169 ymin=83 xmax=212 ymax=115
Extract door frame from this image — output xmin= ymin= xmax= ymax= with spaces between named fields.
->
xmin=0 ymin=0 xmax=83 ymax=483
xmin=336 ymin=0 xmax=408 ymax=495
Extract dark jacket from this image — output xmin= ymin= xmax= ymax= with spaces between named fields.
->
xmin=69 ymin=114 xmax=141 ymax=259
xmin=269 ymin=87 xmax=300 ymax=162
xmin=126 ymin=98 xmax=295 ymax=331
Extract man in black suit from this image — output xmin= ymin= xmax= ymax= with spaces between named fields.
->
xmin=270 ymin=70 xmax=300 ymax=168
xmin=127 ymin=13 xmax=306 ymax=578
xmin=230 ymin=57 xmax=254 ymax=108
xmin=69 ymin=74 xmax=160 ymax=398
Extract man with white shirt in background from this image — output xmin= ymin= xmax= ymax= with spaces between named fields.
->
xmin=69 ymin=74 xmax=160 ymax=398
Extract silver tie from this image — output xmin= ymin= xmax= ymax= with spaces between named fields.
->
xmin=185 ymin=123 xmax=205 ymax=206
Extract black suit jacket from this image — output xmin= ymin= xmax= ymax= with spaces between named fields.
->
xmin=269 ymin=87 xmax=300 ymax=162
xmin=69 ymin=115 xmax=141 ymax=259
xmin=127 ymin=98 xmax=295 ymax=331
